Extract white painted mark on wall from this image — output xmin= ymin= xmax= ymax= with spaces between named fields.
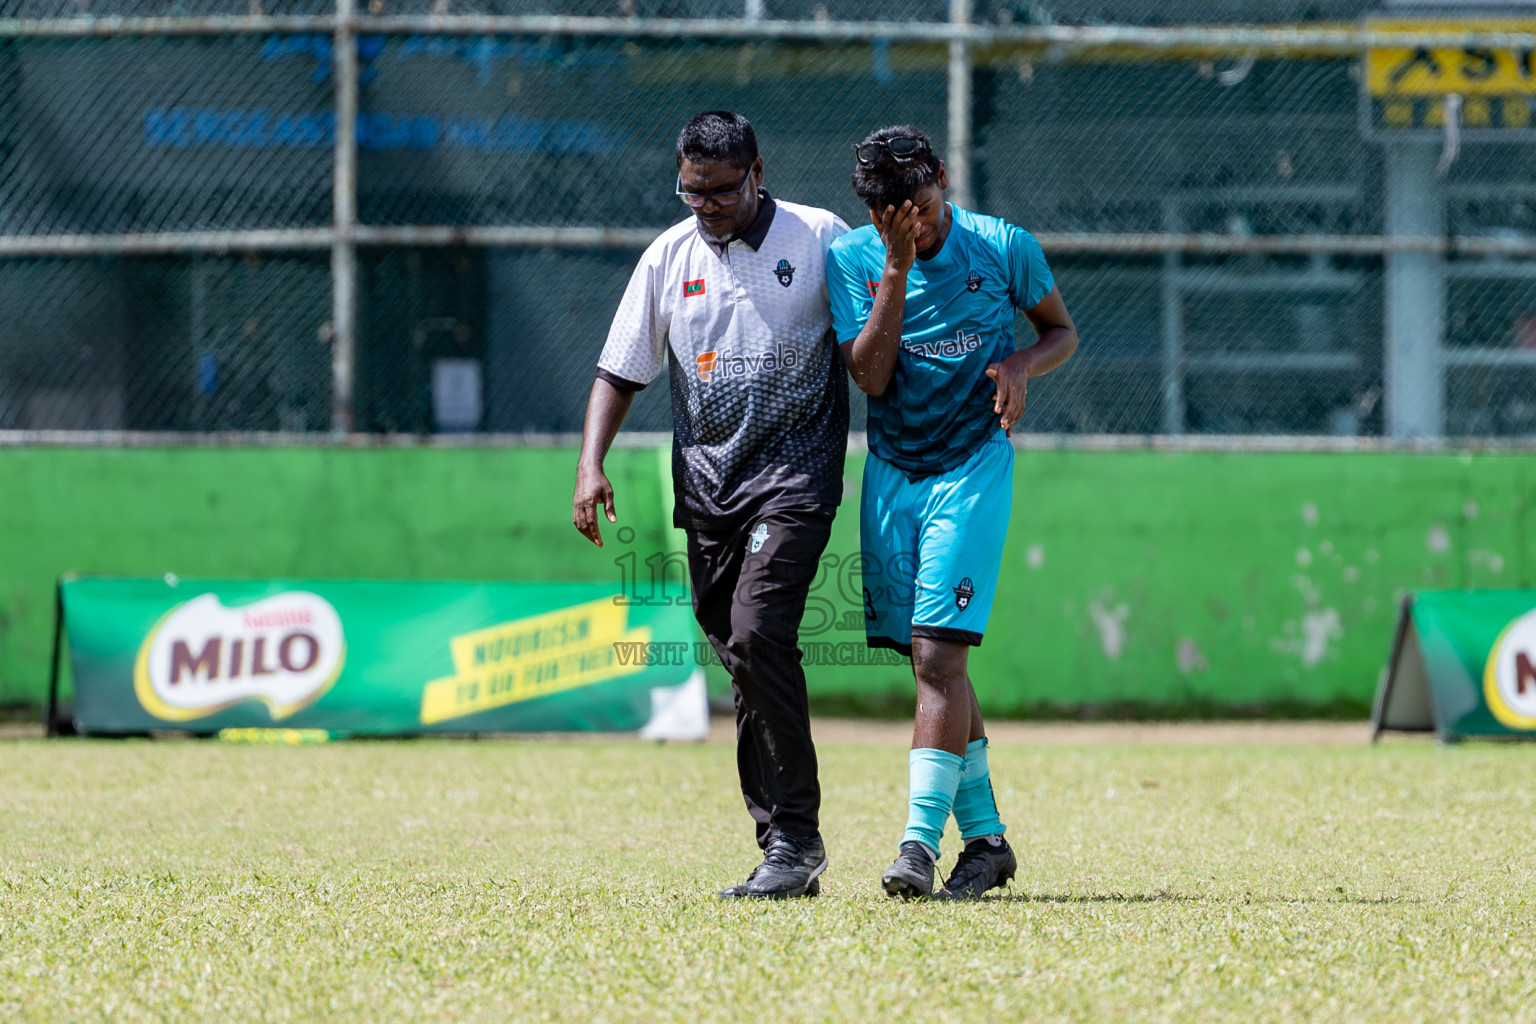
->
xmin=1291 ymin=573 xmax=1322 ymax=606
xmin=1300 ymin=609 xmax=1342 ymax=667
xmin=1088 ymin=593 xmax=1129 ymax=661
xmin=1177 ymin=638 xmax=1209 ymax=674
xmin=1026 ymin=544 xmax=1045 ymax=570
xmin=1470 ymin=549 xmax=1506 ymax=575
xmin=1463 ymin=499 xmax=1479 ymax=520
xmin=1427 ymin=525 xmax=1451 ymax=554
xmin=1271 ymin=572 xmax=1344 ymax=669
xmin=1296 ymin=547 xmax=1313 ymax=568
xmin=1301 ymin=502 xmax=1319 ymax=527
xmin=1271 ymin=609 xmax=1343 ymax=668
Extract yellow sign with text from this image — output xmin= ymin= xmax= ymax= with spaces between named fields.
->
xmin=1367 ymin=19 xmax=1536 ymax=96
xmin=419 ymin=598 xmax=651 ymax=725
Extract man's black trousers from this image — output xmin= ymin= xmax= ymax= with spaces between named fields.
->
xmin=686 ymin=506 xmax=833 ymax=848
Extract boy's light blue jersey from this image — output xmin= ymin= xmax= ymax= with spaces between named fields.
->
xmin=826 ymin=204 xmax=1054 ymax=478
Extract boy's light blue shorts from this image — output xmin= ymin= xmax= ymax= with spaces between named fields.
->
xmin=860 ymin=436 xmax=1014 ymax=655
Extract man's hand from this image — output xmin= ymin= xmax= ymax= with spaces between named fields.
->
xmin=572 ymin=377 xmax=635 ymax=548
xmin=876 ymin=201 xmax=919 ymax=276
xmin=985 ymin=352 xmax=1032 ymax=433
xmin=572 ymin=462 xmax=617 ymax=547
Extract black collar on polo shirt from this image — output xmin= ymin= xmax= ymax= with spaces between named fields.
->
xmin=697 ymin=189 xmax=777 ymax=256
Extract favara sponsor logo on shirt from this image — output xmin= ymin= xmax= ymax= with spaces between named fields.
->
xmin=695 ymin=345 xmax=800 ymax=382
xmin=903 ymin=330 xmax=981 ymax=359
xmin=134 ymin=592 xmax=346 ymax=722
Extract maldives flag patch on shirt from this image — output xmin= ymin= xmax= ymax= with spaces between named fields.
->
xmin=683 ymin=279 xmax=706 ymax=298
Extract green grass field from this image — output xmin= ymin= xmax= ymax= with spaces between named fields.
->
xmin=2 ymin=730 xmax=1535 ymax=1022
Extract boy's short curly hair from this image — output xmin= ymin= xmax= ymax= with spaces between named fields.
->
xmin=851 ymin=124 xmax=943 ymax=212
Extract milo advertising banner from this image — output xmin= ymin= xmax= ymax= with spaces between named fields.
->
xmin=54 ymin=576 xmax=705 ymax=738
xmin=1374 ymin=591 xmax=1536 ymax=742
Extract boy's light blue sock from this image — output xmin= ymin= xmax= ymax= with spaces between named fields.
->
xmin=901 ymin=747 xmax=964 ymax=857
xmin=952 ymin=737 xmax=1007 ymax=841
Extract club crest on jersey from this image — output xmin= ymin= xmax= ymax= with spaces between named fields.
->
xmin=953 ymin=577 xmax=975 ymax=610
xmin=683 ymin=279 xmax=705 ymax=298
xmin=774 ymin=259 xmax=795 ymax=287
xmin=749 ymin=524 xmax=770 ymax=553
xmin=966 ymin=271 xmax=983 ymax=293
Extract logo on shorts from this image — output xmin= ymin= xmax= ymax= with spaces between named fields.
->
xmin=953 ymin=577 xmax=975 ymax=610
xmin=966 ymin=271 xmax=983 ymax=293
xmin=774 ymin=259 xmax=795 ymax=287
xmin=683 ymin=279 xmax=705 ymax=298
xmin=749 ymin=524 xmax=770 ymax=553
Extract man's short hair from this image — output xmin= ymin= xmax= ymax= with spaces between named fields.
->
xmin=676 ymin=111 xmax=758 ymax=170
xmin=851 ymin=124 xmax=943 ymax=212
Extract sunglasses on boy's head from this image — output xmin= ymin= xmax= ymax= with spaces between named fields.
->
xmin=853 ymin=137 xmax=929 ymax=165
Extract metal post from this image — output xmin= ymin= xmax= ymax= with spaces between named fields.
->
xmin=330 ymin=0 xmax=358 ymax=434
xmin=1383 ymin=142 xmax=1445 ymax=439
xmin=946 ymin=0 xmax=972 ymax=210
xmin=45 ymin=578 xmax=65 ymax=737
xmin=1160 ymin=200 xmax=1185 ymax=434
xmin=190 ymin=257 xmax=209 ymax=426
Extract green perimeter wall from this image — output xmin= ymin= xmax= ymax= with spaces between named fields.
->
xmin=1 ymin=445 xmax=1532 ymax=716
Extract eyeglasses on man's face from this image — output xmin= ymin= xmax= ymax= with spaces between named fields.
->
xmin=676 ymin=168 xmax=755 ymax=209
xmin=853 ymin=137 xmax=928 ymax=166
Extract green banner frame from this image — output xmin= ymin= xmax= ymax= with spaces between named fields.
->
xmin=1373 ymin=590 xmax=1536 ymax=742
xmin=52 ymin=575 xmax=700 ymax=738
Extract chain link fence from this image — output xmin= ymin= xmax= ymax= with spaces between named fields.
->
xmin=0 ymin=9 xmax=1532 ymax=439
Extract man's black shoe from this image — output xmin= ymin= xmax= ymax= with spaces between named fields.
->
xmin=935 ymin=835 xmax=1017 ymax=900
xmin=881 ymin=840 xmax=936 ymax=900
xmin=742 ymin=832 xmax=826 ymax=899
xmin=718 ymin=867 xmax=758 ymax=900
xmin=719 ymin=833 xmax=826 ymax=899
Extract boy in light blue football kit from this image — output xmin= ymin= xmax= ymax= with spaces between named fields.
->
xmin=828 ymin=125 xmax=1079 ymax=899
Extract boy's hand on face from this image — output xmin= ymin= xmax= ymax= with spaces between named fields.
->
xmin=875 ymin=201 xmax=919 ymax=276
xmin=985 ymin=352 xmax=1032 ymax=434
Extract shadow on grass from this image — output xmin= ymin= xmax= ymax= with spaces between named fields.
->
xmin=993 ymin=891 xmax=1410 ymax=906
xmin=999 ymin=891 xmax=1203 ymax=904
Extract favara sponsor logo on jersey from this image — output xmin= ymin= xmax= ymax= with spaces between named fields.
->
xmin=134 ymin=592 xmax=346 ymax=722
xmin=695 ymin=345 xmax=800 ymax=382
xmin=1484 ymin=607 xmax=1536 ymax=729
xmin=903 ymin=330 xmax=982 ymax=359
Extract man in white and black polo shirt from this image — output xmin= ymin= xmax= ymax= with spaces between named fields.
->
xmin=573 ymin=111 xmax=850 ymax=899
